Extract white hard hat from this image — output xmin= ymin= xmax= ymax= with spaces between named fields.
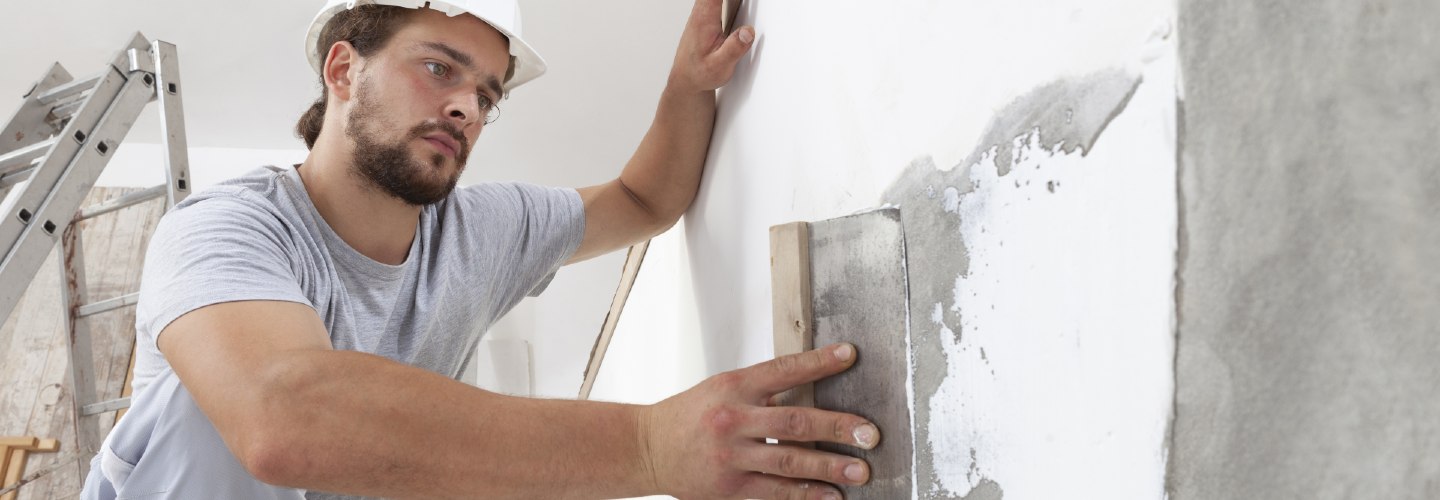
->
xmin=305 ymin=0 xmax=547 ymax=91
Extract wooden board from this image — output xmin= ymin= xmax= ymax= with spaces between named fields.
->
xmin=0 ymin=188 xmax=164 ymax=499
xmin=768 ymin=222 xmax=814 ymax=410
xmin=578 ymin=240 xmax=649 ymax=400
xmin=806 ymin=209 xmax=912 ymax=499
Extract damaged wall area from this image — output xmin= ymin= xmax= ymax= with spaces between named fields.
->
xmin=883 ymin=51 xmax=1177 ymax=498
xmin=1169 ymin=0 xmax=1440 ymax=497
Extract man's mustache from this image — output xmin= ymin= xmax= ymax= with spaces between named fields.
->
xmin=409 ymin=122 xmax=469 ymax=158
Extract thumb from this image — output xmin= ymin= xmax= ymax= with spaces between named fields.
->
xmin=711 ymin=25 xmax=755 ymax=64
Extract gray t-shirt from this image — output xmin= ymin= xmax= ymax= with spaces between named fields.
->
xmin=82 ymin=165 xmax=584 ymax=499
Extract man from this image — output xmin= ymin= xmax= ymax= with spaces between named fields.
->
xmin=81 ymin=0 xmax=879 ymax=498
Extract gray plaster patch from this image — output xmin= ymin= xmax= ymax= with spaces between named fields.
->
xmin=1170 ymin=0 xmax=1440 ymax=497
xmin=962 ymin=68 xmax=1142 ymax=176
xmin=960 ymin=479 xmax=1004 ymax=500
xmin=880 ymin=66 xmax=1144 ymax=498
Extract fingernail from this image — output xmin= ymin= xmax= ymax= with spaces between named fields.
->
xmin=853 ymin=424 xmax=879 ymax=449
xmin=834 ymin=344 xmax=854 ymax=361
xmin=823 ymin=491 xmax=841 ymax=500
xmin=844 ymin=462 xmax=866 ymax=482
xmin=739 ymin=27 xmax=755 ymax=44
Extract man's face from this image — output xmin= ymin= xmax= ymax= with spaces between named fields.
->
xmin=341 ymin=9 xmax=511 ymax=205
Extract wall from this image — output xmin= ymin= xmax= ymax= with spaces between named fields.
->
xmin=1169 ymin=0 xmax=1440 ymax=497
xmin=617 ymin=0 xmax=1182 ymax=498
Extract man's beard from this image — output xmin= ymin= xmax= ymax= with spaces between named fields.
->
xmin=345 ymin=81 xmax=470 ymax=206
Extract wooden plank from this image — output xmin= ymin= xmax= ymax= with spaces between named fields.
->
xmin=2 ymin=448 xmax=26 ymax=500
xmin=723 ymin=0 xmax=744 ymax=34
xmin=0 ymin=437 xmax=59 ymax=500
xmin=768 ymin=222 xmax=814 ymax=411
xmin=0 ymin=446 xmax=11 ymax=481
xmin=807 ymin=209 xmax=912 ymax=499
xmin=578 ymin=240 xmax=650 ymax=400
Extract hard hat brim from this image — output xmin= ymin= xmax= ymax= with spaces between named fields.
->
xmin=304 ymin=0 xmax=547 ymax=92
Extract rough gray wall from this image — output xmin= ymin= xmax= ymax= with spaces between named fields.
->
xmin=1171 ymin=0 xmax=1440 ymax=498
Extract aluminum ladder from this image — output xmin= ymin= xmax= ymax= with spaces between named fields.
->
xmin=0 ymin=32 xmax=191 ymax=481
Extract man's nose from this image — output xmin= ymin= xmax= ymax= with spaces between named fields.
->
xmin=444 ymin=93 xmax=481 ymax=129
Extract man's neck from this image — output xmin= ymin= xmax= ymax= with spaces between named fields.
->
xmin=297 ymin=147 xmax=421 ymax=266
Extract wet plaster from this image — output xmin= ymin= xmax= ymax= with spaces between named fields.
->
xmin=880 ymin=68 xmax=1148 ymax=498
xmin=1170 ymin=0 xmax=1440 ymax=497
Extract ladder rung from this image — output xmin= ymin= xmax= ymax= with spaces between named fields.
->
xmin=77 ymin=184 xmax=166 ymax=221
xmin=48 ymin=100 xmax=85 ymax=125
xmin=37 ymin=75 xmax=100 ymax=105
xmin=0 ymin=139 xmax=57 ymax=177
xmin=80 ymin=397 xmax=130 ymax=416
xmin=0 ymin=164 xmax=37 ymax=190
xmin=77 ymin=292 xmax=138 ymax=318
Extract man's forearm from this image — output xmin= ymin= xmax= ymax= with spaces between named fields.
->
xmin=241 ymin=349 xmax=655 ymax=499
xmin=617 ymin=85 xmax=719 ymax=225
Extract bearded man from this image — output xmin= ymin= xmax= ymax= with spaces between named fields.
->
xmin=82 ymin=1 xmax=879 ymax=498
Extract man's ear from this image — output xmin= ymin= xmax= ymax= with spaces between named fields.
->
xmin=323 ymin=41 xmax=360 ymax=102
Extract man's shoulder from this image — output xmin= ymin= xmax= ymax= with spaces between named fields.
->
xmin=157 ymin=166 xmax=306 ymax=238
xmin=169 ymin=166 xmax=293 ymax=217
xmin=447 ymin=181 xmax=579 ymax=212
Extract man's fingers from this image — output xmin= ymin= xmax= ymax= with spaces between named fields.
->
xmin=736 ymin=473 xmax=843 ymax=500
xmin=744 ymin=343 xmax=856 ymax=399
xmin=712 ymin=25 xmax=755 ymax=62
xmin=743 ymin=406 xmax=880 ymax=450
xmin=736 ymin=444 xmax=871 ymax=488
xmin=689 ymin=0 xmax=724 ymax=30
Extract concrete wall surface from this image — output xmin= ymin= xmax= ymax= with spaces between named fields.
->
xmin=1170 ymin=0 xmax=1440 ymax=497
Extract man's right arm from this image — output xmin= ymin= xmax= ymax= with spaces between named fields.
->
xmin=160 ymin=300 xmax=878 ymax=499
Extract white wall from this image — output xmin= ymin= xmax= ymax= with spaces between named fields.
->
xmin=620 ymin=0 xmax=1181 ymax=497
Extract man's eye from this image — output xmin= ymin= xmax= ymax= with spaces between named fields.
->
xmin=424 ymin=61 xmax=449 ymax=77
xmin=477 ymin=94 xmax=493 ymax=109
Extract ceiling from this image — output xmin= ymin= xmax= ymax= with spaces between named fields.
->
xmin=0 ymin=0 xmax=692 ymax=186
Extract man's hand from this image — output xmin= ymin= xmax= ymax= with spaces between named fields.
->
xmin=640 ymin=344 xmax=881 ymax=499
xmin=669 ymin=0 xmax=756 ymax=94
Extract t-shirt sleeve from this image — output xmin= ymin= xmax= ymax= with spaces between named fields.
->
xmin=451 ymin=182 xmax=585 ymax=305
xmin=134 ymin=190 xmax=311 ymax=352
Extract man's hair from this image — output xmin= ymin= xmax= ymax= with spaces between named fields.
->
xmin=296 ymin=5 xmax=418 ymax=149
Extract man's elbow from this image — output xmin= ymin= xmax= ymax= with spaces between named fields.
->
xmin=614 ymin=177 xmax=688 ymax=237
xmin=239 ymin=435 xmax=301 ymax=486
xmin=229 ymin=358 xmax=318 ymax=486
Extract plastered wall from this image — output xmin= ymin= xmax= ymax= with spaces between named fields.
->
xmin=1168 ymin=0 xmax=1440 ymax=497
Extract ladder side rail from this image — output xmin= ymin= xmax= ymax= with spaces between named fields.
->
xmin=0 ymin=64 xmax=81 ymax=230
xmin=151 ymin=41 xmax=192 ymax=208
xmin=0 ymin=70 xmax=154 ymax=326
xmin=0 ymin=34 xmax=152 ymax=258
xmin=0 ymin=68 xmax=128 ymax=327
xmin=57 ymin=223 xmax=101 ymax=479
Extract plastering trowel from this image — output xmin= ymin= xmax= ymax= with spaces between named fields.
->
xmin=770 ymin=208 xmax=913 ymax=499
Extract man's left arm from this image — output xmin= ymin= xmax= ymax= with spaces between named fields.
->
xmin=569 ymin=0 xmax=755 ymax=263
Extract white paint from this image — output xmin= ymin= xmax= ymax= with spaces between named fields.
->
xmin=926 ymin=47 xmax=1176 ymax=498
